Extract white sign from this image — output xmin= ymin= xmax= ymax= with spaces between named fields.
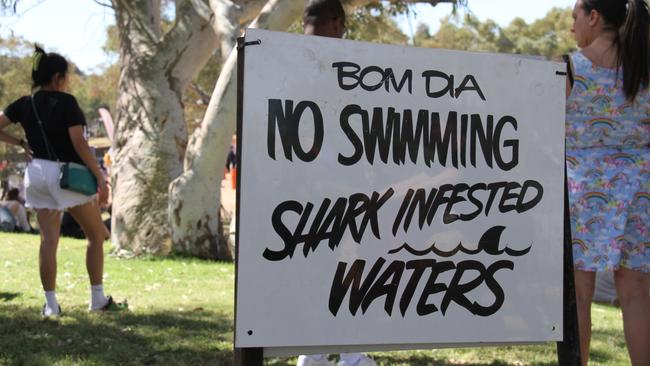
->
xmin=236 ymin=29 xmax=566 ymax=354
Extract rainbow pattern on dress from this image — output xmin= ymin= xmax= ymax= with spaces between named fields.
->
xmin=593 ymin=255 xmax=605 ymax=264
xmin=566 ymin=156 xmax=579 ymax=167
xmin=623 ymin=136 xmax=644 ymax=146
xmin=586 ymin=216 xmax=605 ymax=228
xmin=588 ymin=118 xmax=616 ymax=130
xmin=573 ymin=238 xmax=588 ymax=252
xmin=585 ymin=168 xmax=604 ymax=178
xmin=574 ymin=75 xmax=589 ymax=90
xmin=609 ymin=172 xmax=628 ymax=185
xmin=583 ymin=191 xmax=609 ymax=204
xmin=591 ymin=95 xmax=612 ymax=105
xmin=634 ymin=192 xmax=650 ymax=203
xmin=610 ymin=152 xmax=636 ymax=164
xmin=615 ymin=235 xmax=627 ymax=246
xmin=618 ymin=102 xmax=634 ymax=113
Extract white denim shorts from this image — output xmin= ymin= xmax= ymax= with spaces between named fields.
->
xmin=24 ymin=159 xmax=96 ymax=211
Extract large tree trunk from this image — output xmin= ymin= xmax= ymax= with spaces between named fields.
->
xmin=112 ymin=64 xmax=186 ymax=255
xmin=168 ymin=50 xmax=238 ymax=259
xmin=168 ymin=0 xmax=306 ymax=259
xmin=110 ymin=0 xmax=222 ymax=255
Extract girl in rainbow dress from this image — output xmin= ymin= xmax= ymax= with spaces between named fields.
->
xmin=566 ymin=0 xmax=649 ymax=365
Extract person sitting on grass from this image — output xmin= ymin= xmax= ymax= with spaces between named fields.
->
xmin=0 ymin=45 xmax=127 ymax=318
xmin=0 ymin=188 xmax=33 ymax=233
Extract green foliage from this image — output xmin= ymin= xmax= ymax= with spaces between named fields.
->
xmin=102 ymin=25 xmax=119 ymax=55
xmin=0 ymin=233 xmax=634 ymax=365
xmin=0 ymin=35 xmax=31 ymax=176
xmin=345 ymin=3 xmax=409 ymax=45
xmin=0 ymin=35 xmax=32 ymax=106
xmin=414 ymin=7 xmax=576 ymax=59
xmin=70 ymin=65 xmax=119 ymax=123
xmin=502 ymin=7 xmax=576 ymax=59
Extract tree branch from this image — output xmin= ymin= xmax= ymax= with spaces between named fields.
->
xmin=160 ymin=0 xmax=268 ymax=93
xmin=189 ymin=82 xmax=212 ymax=104
xmin=158 ymin=0 xmax=219 ymax=92
xmin=93 ymin=0 xmax=114 ymax=9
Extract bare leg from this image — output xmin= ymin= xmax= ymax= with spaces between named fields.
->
xmin=614 ymin=268 xmax=650 ymax=366
xmin=574 ymin=269 xmax=596 ymax=366
xmin=37 ymin=209 xmax=62 ymax=291
xmin=68 ymin=201 xmax=109 ymax=286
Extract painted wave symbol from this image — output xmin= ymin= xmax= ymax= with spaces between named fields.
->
xmin=387 ymin=226 xmax=532 ymax=257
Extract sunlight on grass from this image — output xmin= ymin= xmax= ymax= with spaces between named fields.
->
xmin=0 ymin=233 xmax=630 ymax=365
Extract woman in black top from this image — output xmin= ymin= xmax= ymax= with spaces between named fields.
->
xmin=0 ymin=46 xmax=125 ymax=316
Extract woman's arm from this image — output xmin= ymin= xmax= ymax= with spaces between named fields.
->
xmin=0 ymin=113 xmax=27 ymax=147
xmin=68 ymin=125 xmax=108 ymax=205
xmin=0 ymin=113 xmax=31 ymax=159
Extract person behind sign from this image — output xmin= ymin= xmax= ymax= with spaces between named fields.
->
xmin=565 ymin=1 xmax=650 ymax=365
xmin=296 ymin=1 xmax=377 ymax=366
xmin=0 ymin=46 xmax=127 ymax=317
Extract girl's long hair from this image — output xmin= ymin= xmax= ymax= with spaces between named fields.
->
xmin=582 ymin=0 xmax=650 ymax=100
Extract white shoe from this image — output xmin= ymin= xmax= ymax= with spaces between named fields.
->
xmin=41 ymin=303 xmax=62 ymax=319
xmin=297 ymin=355 xmax=335 ymax=366
xmin=337 ymin=354 xmax=377 ymax=366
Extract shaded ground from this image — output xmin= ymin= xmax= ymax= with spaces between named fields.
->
xmin=0 ymin=305 xmax=233 ymax=366
xmin=0 ymin=233 xmax=630 ymax=365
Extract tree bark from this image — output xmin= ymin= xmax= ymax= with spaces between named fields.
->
xmin=168 ymin=0 xmax=305 ymax=259
xmin=110 ymin=0 xmax=224 ymax=255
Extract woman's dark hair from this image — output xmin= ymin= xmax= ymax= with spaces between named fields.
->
xmin=31 ymin=45 xmax=69 ymax=89
xmin=7 ymin=188 xmax=20 ymax=201
xmin=581 ymin=0 xmax=650 ymax=100
xmin=303 ymin=0 xmax=346 ymax=26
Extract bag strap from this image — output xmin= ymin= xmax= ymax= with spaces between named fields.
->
xmin=30 ymin=94 xmax=59 ymax=162
xmin=562 ymin=54 xmax=574 ymax=88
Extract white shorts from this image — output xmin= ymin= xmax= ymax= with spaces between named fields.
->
xmin=24 ymin=159 xmax=96 ymax=211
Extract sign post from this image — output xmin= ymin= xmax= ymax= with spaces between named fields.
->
xmin=556 ymin=169 xmax=582 ymax=365
xmin=235 ymin=29 xmax=578 ymax=365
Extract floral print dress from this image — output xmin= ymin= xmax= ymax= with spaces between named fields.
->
xmin=566 ymin=52 xmax=650 ymax=273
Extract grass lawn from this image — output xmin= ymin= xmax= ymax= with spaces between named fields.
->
xmin=0 ymin=233 xmax=630 ymax=365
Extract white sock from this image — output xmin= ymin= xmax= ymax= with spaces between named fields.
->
xmin=90 ymin=284 xmax=109 ymax=310
xmin=44 ymin=290 xmax=60 ymax=315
